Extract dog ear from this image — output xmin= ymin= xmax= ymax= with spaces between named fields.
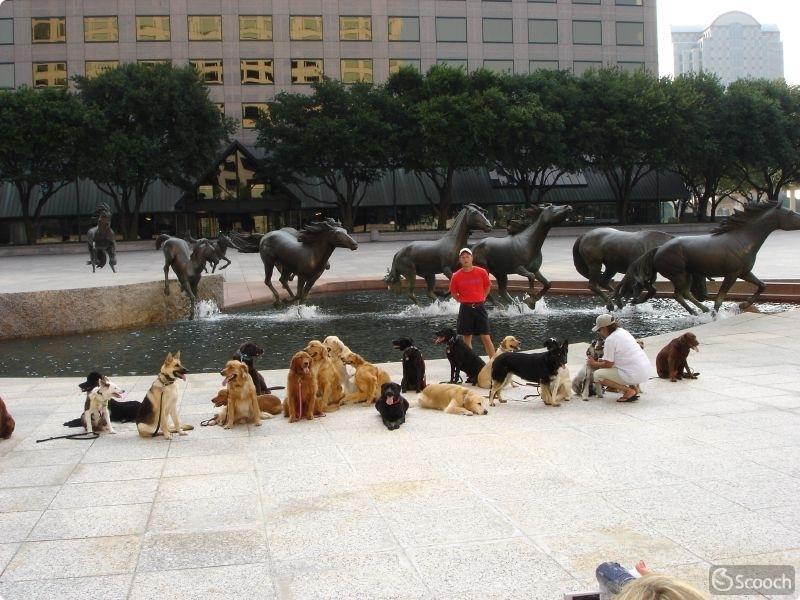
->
xmin=165 ymin=352 xmax=173 ymax=362
xmin=174 ymin=351 xmax=181 ymax=360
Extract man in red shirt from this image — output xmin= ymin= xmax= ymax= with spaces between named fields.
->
xmin=449 ymin=248 xmax=495 ymax=358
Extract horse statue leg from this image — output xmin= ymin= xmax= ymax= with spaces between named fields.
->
xmin=513 ymin=266 xmax=545 ymax=308
xmin=423 ymin=273 xmax=438 ymax=302
xmin=277 ymin=271 xmax=297 ymax=302
xmin=218 ymin=255 xmax=231 ymax=270
xmin=669 ymin=273 xmax=709 ymax=315
xmin=262 ymin=259 xmax=285 ymax=307
xmin=163 ymin=261 xmax=171 ymax=296
xmin=89 ymin=245 xmax=97 ymax=273
xmin=403 ymin=267 xmax=419 ymax=305
xmin=736 ymin=271 xmax=766 ymax=312
xmin=108 ymin=245 xmax=117 ymax=273
xmin=489 ymin=273 xmax=510 ymax=308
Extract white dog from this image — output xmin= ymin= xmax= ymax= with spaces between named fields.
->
xmin=324 ymin=335 xmax=356 ymax=394
xmin=84 ymin=377 xmax=125 ymax=434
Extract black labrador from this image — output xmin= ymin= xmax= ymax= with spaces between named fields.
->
xmin=64 ymin=371 xmax=141 ymax=427
xmin=434 ymin=327 xmax=485 ymax=385
xmin=234 ymin=341 xmax=283 ymax=394
xmin=375 ymin=382 xmax=409 ymax=430
xmin=392 ymin=337 xmax=427 ymax=392
xmin=489 ymin=338 xmax=568 ymax=405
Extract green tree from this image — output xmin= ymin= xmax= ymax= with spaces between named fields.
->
xmin=75 ymin=63 xmax=235 ymax=240
xmin=256 ymin=78 xmax=393 ymax=232
xmin=0 ymin=87 xmax=89 ymax=244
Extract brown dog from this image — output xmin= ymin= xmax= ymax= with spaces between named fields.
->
xmin=304 ymin=340 xmax=342 ymax=414
xmin=212 ymin=388 xmax=282 ymax=415
xmin=0 ymin=396 xmax=15 ymax=439
xmin=341 ymin=352 xmax=391 ymax=405
xmin=284 ymin=351 xmax=317 ymax=422
xmin=656 ymin=332 xmax=700 ymax=382
xmin=217 ymin=360 xmax=265 ymax=428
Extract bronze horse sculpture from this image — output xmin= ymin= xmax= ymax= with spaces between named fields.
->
xmin=384 ymin=204 xmax=493 ymax=304
xmin=86 ymin=203 xmax=117 ymax=273
xmin=231 ymin=219 xmax=358 ymax=307
xmin=184 ymin=232 xmax=233 ymax=273
xmin=573 ymin=227 xmax=675 ymax=310
xmin=156 ymin=235 xmax=214 ymax=319
xmin=471 ymin=204 xmax=573 ymax=308
xmin=622 ymin=201 xmax=800 ymax=314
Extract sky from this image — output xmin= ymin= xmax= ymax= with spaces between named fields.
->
xmin=657 ymin=0 xmax=799 ymax=83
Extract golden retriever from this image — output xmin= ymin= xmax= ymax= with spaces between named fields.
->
xmin=304 ymin=340 xmax=342 ymax=413
xmin=418 ymin=383 xmax=489 ymax=416
xmin=341 ymin=352 xmax=391 ymax=405
xmin=212 ymin=388 xmax=282 ymax=415
xmin=284 ymin=351 xmax=317 ymax=422
xmin=477 ymin=335 xmax=521 ymax=389
xmin=214 ymin=360 xmax=267 ymax=428
xmin=324 ymin=335 xmax=356 ymax=394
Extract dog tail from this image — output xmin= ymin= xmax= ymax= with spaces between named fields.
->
xmin=572 ymin=235 xmax=591 ymax=281
xmin=63 ymin=417 xmax=83 ymax=428
xmin=155 ymin=234 xmax=170 ymax=250
xmin=228 ymin=232 xmax=263 ymax=253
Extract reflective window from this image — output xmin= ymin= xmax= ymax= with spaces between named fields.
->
xmin=239 ymin=16 xmax=272 ymax=41
xmin=616 ymin=21 xmax=644 ymax=45
xmin=530 ymin=0 xmax=556 ymax=2
xmin=340 ymin=16 xmax=371 ymax=41
xmin=574 ymin=60 xmax=602 ymax=75
xmin=574 ymin=0 xmax=600 ymax=4
xmin=241 ymin=59 xmax=274 ymax=84
xmin=0 ymin=19 xmax=13 ymax=44
xmin=32 ymin=17 xmax=66 ymax=43
xmin=573 ymin=20 xmax=602 ymax=44
xmin=484 ymin=60 xmax=513 ymax=74
xmin=529 ymin=19 xmax=557 ymax=43
xmin=33 ymin=62 xmax=67 ymax=87
xmin=388 ymin=17 xmax=419 ymax=41
xmin=138 ymin=59 xmax=172 ymax=67
xmin=389 ymin=59 xmax=421 ymax=74
xmin=616 ymin=0 xmax=643 ymax=5
xmin=188 ymin=16 xmax=222 ymax=41
xmin=341 ymin=59 xmax=373 ymax=83
xmin=530 ymin=60 xmax=560 ymax=71
xmin=85 ymin=60 xmax=119 ymax=78
xmin=618 ymin=61 xmax=645 ymax=72
xmin=0 ymin=63 xmax=14 ymax=88
xmin=136 ymin=16 xmax=170 ymax=41
xmin=190 ymin=59 xmax=224 ymax=84
xmin=436 ymin=17 xmax=467 ymax=42
xmin=242 ymin=103 xmax=268 ymax=128
xmin=291 ymin=59 xmax=323 ymax=84
xmin=483 ymin=19 xmax=512 ymax=43
xmin=438 ymin=59 xmax=468 ymax=69
xmin=84 ymin=16 xmax=118 ymax=42
xmin=290 ymin=16 xmax=323 ymax=40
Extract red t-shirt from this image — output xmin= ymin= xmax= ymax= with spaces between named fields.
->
xmin=450 ymin=266 xmax=490 ymax=303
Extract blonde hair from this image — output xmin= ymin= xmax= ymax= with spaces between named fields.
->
xmin=615 ymin=574 xmax=708 ymax=600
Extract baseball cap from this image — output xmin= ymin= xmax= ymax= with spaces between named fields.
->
xmin=592 ymin=314 xmax=616 ymax=332
xmin=459 ymin=247 xmax=472 ymax=255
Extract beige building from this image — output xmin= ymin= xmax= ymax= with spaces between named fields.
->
xmin=0 ymin=0 xmax=657 ymax=145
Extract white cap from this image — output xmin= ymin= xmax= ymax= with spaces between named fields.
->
xmin=592 ymin=314 xmax=616 ymax=332
xmin=459 ymin=247 xmax=472 ymax=255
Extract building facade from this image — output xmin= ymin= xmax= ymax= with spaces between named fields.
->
xmin=672 ymin=11 xmax=783 ymax=87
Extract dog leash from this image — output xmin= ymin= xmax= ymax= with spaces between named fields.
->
xmin=37 ymin=432 xmax=99 ymax=443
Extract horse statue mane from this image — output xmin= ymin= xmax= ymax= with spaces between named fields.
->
xmin=710 ymin=200 xmax=780 ymax=236
xmin=94 ymin=202 xmax=111 ymax=222
xmin=296 ymin=218 xmax=343 ymax=243
xmin=507 ymin=205 xmax=545 ymax=235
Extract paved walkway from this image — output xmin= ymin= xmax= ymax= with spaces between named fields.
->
xmin=1 ymin=309 xmax=800 ymax=598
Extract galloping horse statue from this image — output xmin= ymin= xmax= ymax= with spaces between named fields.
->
xmin=623 ymin=201 xmax=800 ymax=314
xmin=231 ymin=219 xmax=358 ymax=307
xmin=184 ymin=231 xmax=233 ymax=273
xmin=86 ymin=203 xmax=117 ymax=273
xmin=471 ymin=204 xmax=573 ymax=308
xmin=573 ymin=227 xmax=674 ymax=310
xmin=384 ymin=204 xmax=493 ymax=304
xmin=156 ymin=234 xmax=214 ymax=319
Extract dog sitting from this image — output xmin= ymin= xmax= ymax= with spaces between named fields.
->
xmin=234 ymin=341 xmax=277 ymax=395
xmin=489 ymin=338 xmax=568 ymax=406
xmin=324 ymin=335 xmax=356 ymax=394
xmin=0 ymin=396 xmax=15 ymax=439
xmin=542 ymin=364 xmax=572 ymax=406
xmin=418 ymin=383 xmax=489 ymax=416
xmin=304 ymin=340 xmax=342 ymax=414
xmin=477 ymin=335 xmax=521 ymax=389
xmin=65 ymin=371 xmax=140 ymax=428
xmin=212 ymin=388 xmax=283 ymax=415
xmin=342 ymin=352 xmax=391 ymax=405
xmin=84 ymin=376 xmax=125 ymax=434
xmin=284 ymin=351 xmax=316 ymax=422
xmin=375 ymin=382 xmax=409 ymax=430
xmin=572 ymin=337 xmax=606 ymax=400
xmin=656 ymin=332 xmax=700 ymax=382
xmin=212 ymin=360 xmax=267 ymax=428
xmin=434 ymin=327 xmax=485 ymax=385
xmin=392 ymin=337 xmax=426 ymax=393
xmin=136 ymin=351 xmax=191 ymax=439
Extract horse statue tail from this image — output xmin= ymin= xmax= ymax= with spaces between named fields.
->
xmin=228 ymin=231 xmax=264 ymax=253
xmin=571 ymin=235 xmax=590 ymax=280
xmin=627 ymin=247 xmax=658 ymax=288
xmin=383 ymin=252 xmax=402 ymax=289
xmin=155 ymin=234 xmax=171 ymax=250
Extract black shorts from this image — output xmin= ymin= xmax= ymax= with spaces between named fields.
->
xmin=457 ymin=303 xmax=490 ymax=336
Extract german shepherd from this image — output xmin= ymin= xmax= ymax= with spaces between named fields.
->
xmin=136 ymin=352 xmax=192 ymax=439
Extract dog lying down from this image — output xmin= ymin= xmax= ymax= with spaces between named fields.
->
xmin=375 ymin=382 xmax=409 ymax=430
xmin=418 ymin=383 xmax=488 ymax=416
xmin=64 ymin=371 xmax=141 ymax=428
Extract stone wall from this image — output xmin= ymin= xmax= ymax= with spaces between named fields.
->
xmin=0 ymin=276 xmax=223 ymax=340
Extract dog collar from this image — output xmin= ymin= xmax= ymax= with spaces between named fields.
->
xmin=237 ymin=353 xmax=250 ymax=361
xmin=157 ymin=374 xmax=176 ymax=386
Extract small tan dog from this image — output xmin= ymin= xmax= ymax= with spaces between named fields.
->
xmin=477 ymin=336 xmax=521 ymax=389
xmin=324 ymin=335 xmax=356 ymax=394
xmin=214 ymin=360 xmax=268 ymax=428
xmin=342 ymin=352 xmax=391 ymax=405
xmin=304 ymin=340 xmax=343 ymax=413
xmin=418 ymin=383 xmax=489 ymax=416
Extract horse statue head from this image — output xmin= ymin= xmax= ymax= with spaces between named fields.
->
xmin=94 ymin=203 xmax=112 ymax=224
xmin=297 ymin=218 xmax=358 ymax=250
xmin=540 ymin=203 xmax=573 ymax=226
xmin=711 ymin=200 xmax=800 ymax=236
xmin=463 ymin=204 xmax=493 ymax=233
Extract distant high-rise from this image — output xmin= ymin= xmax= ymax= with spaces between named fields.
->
xmin=672 ymin=11 xmax=783 ymax=86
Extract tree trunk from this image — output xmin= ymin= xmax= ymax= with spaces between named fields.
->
xmin=22 ymin=217 xmax=37 ymax=245
xmin=697 ymin=193 xmax=712 ymax=222
xmin=339 ymin=196 xmax=355 ymax=232
xmin=616 ymin=196 xmax=629 ymax=225
xmin=436 ymin=170 xmax=455 ymax=230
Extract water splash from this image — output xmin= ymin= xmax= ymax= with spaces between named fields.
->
xmin=194 ymin=299 xmax=221 ymax=319
xmin=396 ymin=298 xmax=460 ymax=318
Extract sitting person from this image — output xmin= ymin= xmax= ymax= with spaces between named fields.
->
xmin=597 ymin=560 xmax=707 ymax=599
xmin=587 ymin=314 xmax=650 ymax=402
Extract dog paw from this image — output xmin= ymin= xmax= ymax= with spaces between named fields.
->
xmin=224 ymin=424 xmax=232 ymax=429
xmin=178 ymin=430 xmax=188 ymax=436
xmin=255 ymin=422 xmax=262 ymax=426
xmin=499 ymin=398 xmax=507 ymax=404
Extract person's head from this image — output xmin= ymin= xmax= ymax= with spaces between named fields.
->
xmin=591 ymin=314 xmax=618 ymax=338
xmin=458 ymin=247 xmax=473 ymax=268
xmin=615 ymin=574 xmax=708 ymax=600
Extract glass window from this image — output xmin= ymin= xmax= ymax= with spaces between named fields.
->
xmin=388 ymin=17 xmax=419 ymax=41
xmin=291 ymin=59 xmax=324 ymax=84
xmin=616 ymin=0 xmax=643 ymax=5
xmin=484 ymin=60 xmax=514 ymax=74
xmin=618 ymin=61 xmax=645 ymax=72
xmin=0 ymin=63 xmax=14 ymax=88
xmin=190 ymin=59 xmax=223 ymax=84
xmin=573 ymin=20 xmax=602 ymax=44
xmin=239 ymin=16 xmax=272 ymax=41
xmin=290 ymin=16 xmax=323 ymax=41
xmin=138 ymin=59 xmax=172 ymax=67
xmin=529 ymin=19 xmax=557 ymax=43
xmin=616 ymin=21 xmax=644 ymax=45
xmin=530 ymin=0 xmax=556 ymax=2
xmin=32 ymin=62 xmax=67 ymax=87
xmin=241 ymin=59 xmax=274 ymax=84
xmin=436 ymin=17 xmax=467 ymax=42
xmin=84 ymin=16 xmax=118 ymax=42
xmin=341 ymin=59 xmax=373 ymax=83
xmin=32 ymin=17 xmax=66 ymax=43
xmin=530 ymin=60 xmax=559 ymax=71
xmin=438 ymin=59 xmax=468 ymax=69
xmin=242 ymin=103 xmax=268 ymax=129
xmin=389 ymin=59 xmax=421 ymax=74
xmin=573 ymin=0 xmax=600 ymax=3
xmin=483 ymin=19 xmax=512 ymax=43
xmin=340 ymin=16 xmax=371 ymax=41
xmin=136 ymin=16 xmax=170 ymax=41
xmin=188 ymin=16 xmax=222 ymax=41
xmin=85 ymin=60 xmax=119 ymax=78
xmin=0 ymin=19 xmax=13 ymax=44
xmin=574 ymin=60 xmax=602 ymax=75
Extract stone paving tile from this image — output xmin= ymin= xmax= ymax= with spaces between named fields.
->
xmin=0 ymin=464 xmax=75 ymax=488
xmin=0 ymin=511 xmax=42 ymax=543
xmin=148 ymin=495 xmax=261 ymax=533
xmin=0 ymin=448 xmax=86 ymax=468
xmin=161 ymin=453 xmax=254 ymax=478
xmin=51 ymin=479 xmax=159 ymax=509
xmin=67 ymin=458 xmax=164 ymax=483
xmin=28 ymin=503 xmax=150 ymax=541
xmin=697 ymin=471 xmax=800 ymax=510
xmin=137 ymin=528 xmax=269 ymax=572
xmin=0 ymin=486 xmax=59 ymax=513
xmin=156 ymin=472 xmax=259 ymax=502
xmin=601 ymin=482 xmax=743 ymax=521
xmin=0 ymin=574 xmax=133 ymax=600
xmin=0 ymin=543 xmax=19 ymax=576
xmin=81 ymin=438 xmax=170 ymax=463
xmin=130 ymin=563 xmax=275 ymax=600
